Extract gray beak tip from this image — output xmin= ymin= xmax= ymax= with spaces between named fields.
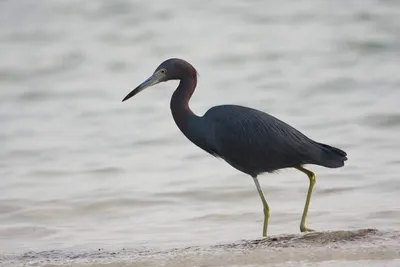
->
xmin=122 ymin=73 xmax=161 ymax=103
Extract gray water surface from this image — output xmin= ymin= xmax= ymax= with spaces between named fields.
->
xmin=1 ymin=0 xmax=399 ymax=266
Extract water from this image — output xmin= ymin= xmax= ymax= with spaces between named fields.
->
xmin=0 ymin=0 xmax=399 ymax=266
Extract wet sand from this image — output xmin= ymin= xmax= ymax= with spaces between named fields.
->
xmin=2 ymin=229 xmax=399 ymax=267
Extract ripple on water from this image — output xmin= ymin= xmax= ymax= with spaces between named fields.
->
xmin=361 ymin=113 xmax=400 ymax=129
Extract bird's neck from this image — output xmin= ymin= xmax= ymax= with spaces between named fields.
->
xmin=170 ymin=76 xmax=215 ymax=157
xmin=170 ymin=77 xmax=198 ymax=134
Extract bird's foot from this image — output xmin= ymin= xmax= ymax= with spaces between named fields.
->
xmin=300 ymin=225 xmax=315 ymax=232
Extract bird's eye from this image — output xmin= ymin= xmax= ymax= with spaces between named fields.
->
xmin=160 ymin=69 xmax=166 ymax=74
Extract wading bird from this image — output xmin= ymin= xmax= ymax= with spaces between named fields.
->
xmin=122 ymin=58 xmax=347 ymax=237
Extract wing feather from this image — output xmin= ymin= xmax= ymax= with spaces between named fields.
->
xmin=204 ymin=105 xmax=318 ymax=175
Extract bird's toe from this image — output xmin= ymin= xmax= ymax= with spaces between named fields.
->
xmin=300 ymin=226 xmax=315 ymax=232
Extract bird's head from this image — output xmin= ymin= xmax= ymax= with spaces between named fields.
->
xmin=122 ymin=58 xmax=197 ymax=102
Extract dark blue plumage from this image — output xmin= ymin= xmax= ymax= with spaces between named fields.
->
xmin=201 ymin=105 xmax=347 ymax=176
xmin=122 ymin=58 xmax=347 ymax=237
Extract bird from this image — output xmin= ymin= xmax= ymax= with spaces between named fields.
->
xmin=122 ymin=58 xmax=347 ymax=237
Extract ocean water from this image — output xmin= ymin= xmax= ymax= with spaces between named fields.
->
xmin=0 ymin=0 xmax=399 ymax=266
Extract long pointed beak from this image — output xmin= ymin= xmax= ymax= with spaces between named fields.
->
xmin=122 ymin=73 xmax=162 ymax=102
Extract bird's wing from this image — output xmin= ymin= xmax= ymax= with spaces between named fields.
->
xmin=205 ymin=105 xmax=317 ymax=174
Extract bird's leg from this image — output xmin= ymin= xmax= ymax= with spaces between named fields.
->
xmin=295 ymin=166 xmax=316 ymax=233
xmin=252 ymin=176 xmax=270 ymax=237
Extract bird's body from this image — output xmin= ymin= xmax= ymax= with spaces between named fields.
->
xmin=123 ymin=58 xmax=347 ymax=236
xmin=192 ymin=104 xmax=346 ymax=176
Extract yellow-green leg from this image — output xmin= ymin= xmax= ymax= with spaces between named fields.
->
xmin=252 ymin=176 xmax=270 ymax=237
xmin=295 ymin=166 xmax=316 ymax=232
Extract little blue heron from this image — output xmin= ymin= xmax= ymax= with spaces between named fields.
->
xmin=122 ymin=58 xmax=347 ymax=237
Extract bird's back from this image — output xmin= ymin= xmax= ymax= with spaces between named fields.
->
xmin=203 ymin=105 xmax=347 ymax=176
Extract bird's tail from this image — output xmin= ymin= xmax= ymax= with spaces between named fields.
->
xmin=315 ymin=142 xmax=348 ymax=168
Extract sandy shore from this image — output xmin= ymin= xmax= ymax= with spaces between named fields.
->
xmin=2 ymin=229 xmax=399 ymax=267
